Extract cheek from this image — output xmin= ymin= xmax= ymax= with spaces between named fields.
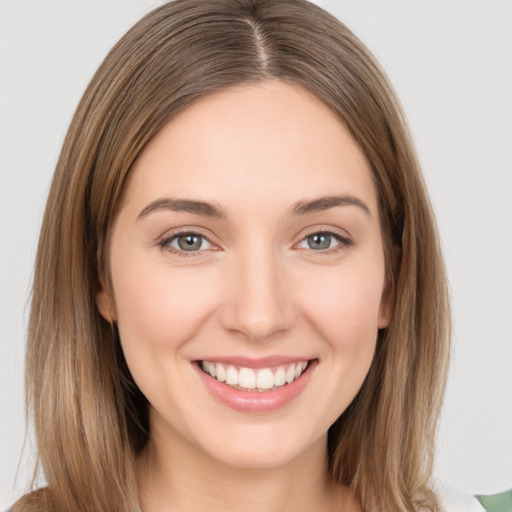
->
xmin=295 ymin=263 xmax=383 ymax=419
xmin=111 ymin=259 xmax=219 ymax=354
xmin=111 ymin=260 xmax=223 ymax=417
xmin=296 ymin=262 xmax=385 ymax=348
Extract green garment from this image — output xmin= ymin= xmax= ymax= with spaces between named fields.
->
xmin=477 ymin=489 xmax=512 ymax=512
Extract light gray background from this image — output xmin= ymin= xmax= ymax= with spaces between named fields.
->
xmin=1 ymin=0 xmax=511 ymax=508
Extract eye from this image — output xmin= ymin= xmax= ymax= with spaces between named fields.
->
xmin=162 ymin=232 xmax=214 ymax=254
xmin=296 ymin=231 xmax=351 ymax=252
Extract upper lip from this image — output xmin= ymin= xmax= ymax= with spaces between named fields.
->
xmin=194 ymin=355 xmax=314 ymax=369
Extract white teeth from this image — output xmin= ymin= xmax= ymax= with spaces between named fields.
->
xmin=256 ymin=368 xmax=274 ymax=390
xmin=215 ymin=363 xmax=226 ymax=382
xmin=202 ymin=361 xmax=216 ymax=377
xmin=239 ymin=368 xmax=256 ymax=389
xmin=225 ymin=365 xmax=239 ymax=386
xmin=201 ymin=360 xmax=309 ymax=390
xmin=285 ymin=365 xmax=295 ymax=384
xmin=274 ymin=367 xmax=286 ymax=386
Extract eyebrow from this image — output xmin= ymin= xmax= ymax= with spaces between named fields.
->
xmin=137 ymin=198 xmax=227 ymax=219
xmin=289 ymin=195 xmax=371 ymax=217
xmin=137 ymin=194 xmax=371 ymax=220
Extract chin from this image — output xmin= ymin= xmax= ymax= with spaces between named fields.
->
xmin=190 ymin=423 xmax=324 ymax=470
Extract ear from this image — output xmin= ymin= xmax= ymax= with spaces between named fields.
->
xmin=378 ymin=245 xmax=400 ymax=329
xmin=377 ymin=286 xmax=393 ymax=329
xmin=96 ymin=268 xmax=117 ymax=323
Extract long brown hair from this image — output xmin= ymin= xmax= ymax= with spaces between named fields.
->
xmin=16 ymin=1 xmax=450 ymax=511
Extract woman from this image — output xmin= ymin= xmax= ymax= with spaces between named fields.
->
xmin=8 ymin=0 xmax=486 ymax=510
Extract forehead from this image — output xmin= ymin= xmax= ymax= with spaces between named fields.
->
xmin=124 ymin=80 xmax=378 ymax=216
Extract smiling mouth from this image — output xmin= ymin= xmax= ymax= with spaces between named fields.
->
xmin=199 ymin=360 xmax=311 ymax=392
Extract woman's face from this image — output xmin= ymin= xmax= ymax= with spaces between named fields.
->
xmin=98 ymin=80 xmax=391 ymax=469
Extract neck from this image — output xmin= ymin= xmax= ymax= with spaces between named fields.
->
xmin=136 ymin=416 xmax=358 ymax=512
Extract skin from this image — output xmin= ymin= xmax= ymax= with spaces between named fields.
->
xmin=98 ymin=80 xmax=391 ymax=512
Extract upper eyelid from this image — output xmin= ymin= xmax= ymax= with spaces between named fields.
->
xmin=158 ymin=226 xmax=219 ymax=245
xmin=297 ymin=225 xmax=352 ymax=241
xmin=295 ymin=231 xmax=351 ymax=249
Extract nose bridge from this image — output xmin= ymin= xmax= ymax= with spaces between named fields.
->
xmin=220 ymin=242 xmax=296 ymax=341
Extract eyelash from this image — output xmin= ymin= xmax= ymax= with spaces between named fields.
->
xmin=298 ymin=228 xmax=353 ymax=255
xmin=157 ymin=228 xmax=353 ymax=257
xmin=157 ymin=228 xmax=215 ymax=257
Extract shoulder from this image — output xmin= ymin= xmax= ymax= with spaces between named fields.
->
xmin=475 ymin=489 xmax=512 ymax=512
xmin=5 ymin=488 xmax=53 ymax=512
xmin=437 ymin=484 xmax=484 ymax=511
xmin=438 ymin=485 xmax=512 ymax=512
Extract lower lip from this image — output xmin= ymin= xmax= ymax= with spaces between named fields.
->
xmin=194 ymin=360 xmax=317 ymax=413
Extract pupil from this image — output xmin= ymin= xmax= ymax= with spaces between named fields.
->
xmin=178 ymin=234 xmax=201 ymax=251
xmin=309 ymin=234 xmax=330 ymax=250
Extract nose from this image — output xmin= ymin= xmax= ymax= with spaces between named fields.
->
xmin=218 ymin=247 xmax=297 ymax=342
